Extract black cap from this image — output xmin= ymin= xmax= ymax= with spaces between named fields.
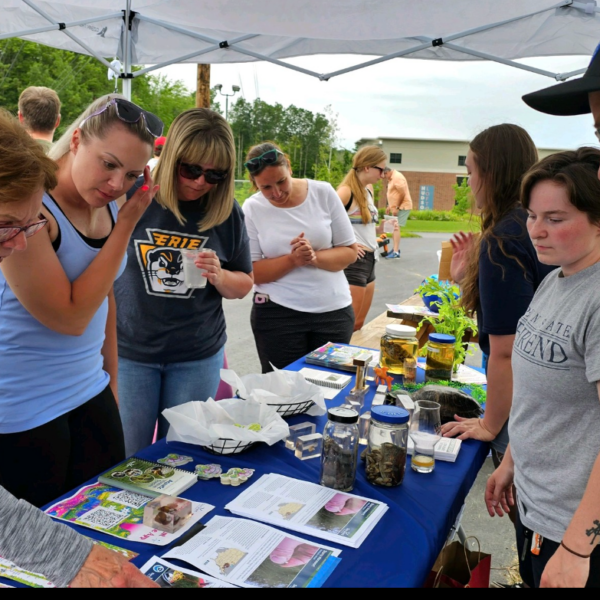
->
xmin=327 ymin=406 xmax=359 ymax=424
xmin=523 ymin=43 xmax=600 ymax=116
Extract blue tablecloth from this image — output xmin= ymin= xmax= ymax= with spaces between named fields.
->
xmin=5 ymin=351 xmax=488 ymax=588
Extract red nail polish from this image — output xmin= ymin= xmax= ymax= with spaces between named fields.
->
xmin=141 ymin=185 xmax=149 ymax=192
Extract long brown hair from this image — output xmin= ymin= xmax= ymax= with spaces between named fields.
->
xmin=338 ymin=145 xmax=386 ymax=224
xmin=461 ymin=124 xmax=538 ymax=313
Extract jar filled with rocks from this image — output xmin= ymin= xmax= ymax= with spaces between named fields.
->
xmin=319 ymin=407 xmax=360 ymax=492
xmin=364 ymin=405 xmax=409 ymax=487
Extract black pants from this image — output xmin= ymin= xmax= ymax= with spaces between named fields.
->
xmin=251 ymin=298 xmax=355 ymax=373
xmin=0 ymin=385 xmax=125 ymax=508
xmin=516 ymin=508 xmax=600 ymax=588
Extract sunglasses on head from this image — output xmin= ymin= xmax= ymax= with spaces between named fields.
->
xmin=244 ymin=149 xmax=284 ymax=174
xmin=0 ymin=218 xmax=48 ymax=244
xmin=79 ymin=98 xmax=164 ymax=138
xmin=178 ymin=162 xmax=229 ymax=184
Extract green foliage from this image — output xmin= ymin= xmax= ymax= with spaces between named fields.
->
xmin=408 ymin=209 xmax=472 ymax=222
xmin=452 ymin=178 xmax=472 ymax=215
xmin=234 ymin=180 xmax=253 ymax=205
xmin=0 ymin=39 xmax=195 ymax=138
xmin=414 ymin=277 xmax=478 ymax=370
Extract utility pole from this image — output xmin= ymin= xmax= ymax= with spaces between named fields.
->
xmin=196 ymin=64 xmax=211 ymax=108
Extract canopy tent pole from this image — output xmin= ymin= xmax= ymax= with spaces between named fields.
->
xmin=0 ymin=13 xmax=122 ymax=41
xmin=120 ymin=0 xmax=132 ymax=99
xmin=21 ymin=0 xmax=120 ymax=75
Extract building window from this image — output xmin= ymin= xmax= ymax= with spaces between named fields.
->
xmin=456 ymin=176 xmax=468 ymax=186
xmin=458 ymin=155 xmax=467 ymax=166
xmin=390 ymin=153 xmax=402 ymax=164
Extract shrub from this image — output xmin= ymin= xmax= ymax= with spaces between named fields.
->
xmin=452 ymin=178 xmax=472 ymax=216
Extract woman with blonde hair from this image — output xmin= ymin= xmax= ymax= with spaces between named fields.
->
xmin=114 ymin=108 xmax=253 ymax=456
xmin=0 ymin=107 xmax=158 ymax=589
xmin=337 ymin=145 xmax=387 ymax=331
xmin=0 ymin=94 xmax=161 ymax=507
xmin=242 ymin=141 xmax=358 ymax=372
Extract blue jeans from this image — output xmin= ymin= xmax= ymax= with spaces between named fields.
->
xmin=118 ymin=347 xmax=225 ymax=456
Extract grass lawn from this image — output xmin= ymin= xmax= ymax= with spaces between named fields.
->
xmin=404 ymin=219 xmax=480 ymax=234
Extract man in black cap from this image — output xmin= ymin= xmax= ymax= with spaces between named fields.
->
xmin=523 ymin=45 xmax=600 ymax=138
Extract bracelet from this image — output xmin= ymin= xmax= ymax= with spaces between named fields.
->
xmin=560 ymin=540 xmax=592 ymax=559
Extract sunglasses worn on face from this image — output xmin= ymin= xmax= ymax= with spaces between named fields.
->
xmin=178 ymin=162 xmax=229 ymax=184
xmin=79 ymin=98 xmax=164 ymax=138
xmin=372 ymin=166 xmax=385 ymax=175
xmin=244 ymin=149 xmax=284 ymax=174
xmin=0 ymin=219 xmax=48 ymax=244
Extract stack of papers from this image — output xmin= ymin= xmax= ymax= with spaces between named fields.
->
xmin=164 ymin=516 xmax=340 ymax=588
xmin=225 ymin=473 xmax=388 ymax=549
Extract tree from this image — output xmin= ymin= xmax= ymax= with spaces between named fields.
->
xmin=452 ymin=178 xmax=472 ymax=215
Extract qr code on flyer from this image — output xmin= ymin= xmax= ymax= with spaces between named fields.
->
xmin=78 ymin=507 xmax=128 ymax=530
xmin=109 ymin=490 xmax=149 ymax=509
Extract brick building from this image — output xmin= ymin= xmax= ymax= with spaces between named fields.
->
xmin=356 ymin=136 xmax=565 ymax=211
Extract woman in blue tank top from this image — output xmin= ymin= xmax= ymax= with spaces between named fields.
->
xmin=0 ymin=94 xmax=162 ymax=508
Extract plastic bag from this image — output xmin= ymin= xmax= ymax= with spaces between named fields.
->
xmin=220 ymin=368 xmax=327 ymax=417
xmin=163 ymin=397 xmax=290 ymax=447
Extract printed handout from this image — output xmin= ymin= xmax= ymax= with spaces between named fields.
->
xmin=225 ymin=473 xmax=388 ymax=548
xmin=45 ymin=482 xmax=213 ymax=546
xmin=164 ymin=515 xmax=341 ymax=588
xmin=140 ymin=557 xmax=237 ymax=588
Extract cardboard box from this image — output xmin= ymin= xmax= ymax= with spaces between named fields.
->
xmin=438 ymin=240 xmax=453 ymax=282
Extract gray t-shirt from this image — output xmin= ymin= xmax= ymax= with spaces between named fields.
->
xmin=0 ymin=486 xmax=92 ymax=587
xmin=510 ymin=261 xmax=600 ymax=542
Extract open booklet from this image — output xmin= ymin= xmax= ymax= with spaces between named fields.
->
xmin=224 ymin=473 xmax=388 ymax=549
xmin=45 ymin=482 xmax=213 ymax=546
xmin=164 ymin=515 xmax=341 ymax=588
xmin=140 ymin=557 xmax=237 ymax=588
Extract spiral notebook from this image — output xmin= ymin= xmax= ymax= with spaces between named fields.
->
xmin=98 ymin=457 xmax=197 ymax=498
xmin=299 ymin=367 xmax=352 ymax=389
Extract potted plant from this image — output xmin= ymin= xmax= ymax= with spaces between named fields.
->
xmin=414 ymin=276 xmax=477 ymax=371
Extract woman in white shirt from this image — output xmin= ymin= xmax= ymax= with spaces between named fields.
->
xmin=242 ymin=142 xmax=358 ymax=372
xmin=337 ymin=146 xmax=387 ymax=331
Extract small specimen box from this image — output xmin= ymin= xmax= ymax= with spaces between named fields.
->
xmin=285 ymin=422 xmax=316 ymax=450
xmin=295 ymin=433 xmax=323 ymax=460
xmin=395 ymin=394 xmax=415 ymax=422
xmin=358 ymin=411 xmax=371 ymax=445
xmin=143 ymin=495 xmax=192 ymax=533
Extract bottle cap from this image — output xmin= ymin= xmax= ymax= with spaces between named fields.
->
xmin=385 ymin=324 xmax=417 ymax=338
xmin=327 ymin=406 xmax=359 ymax=424
xmin=371 ymin=405 xmax=410 ymax=424
xmin=429 ymin=333 xmax=456 ymax=344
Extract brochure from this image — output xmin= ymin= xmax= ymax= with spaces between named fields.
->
xmin=386 ymin=303 xmax=438 ymax=317
xmin=304 ymin=342 xmax=379 ymax=373
xmin=164 ymin=515 xmax=341 ymax=588
xmin=97 ymin=457 xmax=198 ymax=498
xmin=0 ymin=540 xmax=138 ymax=588
xmin=417 ymin=361 xmax=487 ymax=385
xmin=224 ymin=473 xmax=388 ymax=549
xmin=140 ymin=557 xmax=237 ymax=588
xmin=45 ymin=482 xmax=213 ymax=546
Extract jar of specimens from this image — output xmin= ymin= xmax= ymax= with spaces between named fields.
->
xmin=380 ymin=324 xmax=418 ymax=375
xmin=364 ymin=406 xmax=409 ymax=487
xmin=319 ymin=407 xmax=359 ymax=493
xmin=425 ymin=333 xmax=456 ymax=382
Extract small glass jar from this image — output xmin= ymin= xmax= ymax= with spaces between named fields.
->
xmin=425 ymin=333 xmax=456 ymax=382
xmin=320 ymin=407 xmax=360 ymax=492
xmin=380 ymin=324 xmax=418 ymax=375
xmin=365 ymin=406 xmax=410 ymax=487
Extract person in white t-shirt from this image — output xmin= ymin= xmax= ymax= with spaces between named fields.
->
xmin=242 ymin=142 xmax=358 ymax=372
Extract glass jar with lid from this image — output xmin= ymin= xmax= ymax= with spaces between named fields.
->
xmin=365 ymin=405 xmax=410 ymax=487
xmin=425 ymin=333 xmax=456 ymax=382
xmin=380 ymin=324 xmax=418 ymax=375
xmin=319 ymin=407 xmax=359 ymax=492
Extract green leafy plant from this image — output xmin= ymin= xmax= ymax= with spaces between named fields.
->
xmin=414 ymin=277 xmax=478 ymax=371
xmin=451 ymin=178 xmax=472 ymax=216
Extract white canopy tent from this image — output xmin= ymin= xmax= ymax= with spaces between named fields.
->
xmin=1 ymin=0 xmax=600 ymax=99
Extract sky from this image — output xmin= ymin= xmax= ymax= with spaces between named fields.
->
xmin=154 ymin=53 xmax=597 ymax=152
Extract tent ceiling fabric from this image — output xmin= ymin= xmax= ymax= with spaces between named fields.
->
xmin=0 ymin=0 xmax=599 ymax=79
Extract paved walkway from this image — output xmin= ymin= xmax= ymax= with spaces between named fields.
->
xmin=222 ymin=232 xmax=517 ymax=586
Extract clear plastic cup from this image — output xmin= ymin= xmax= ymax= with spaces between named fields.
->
xmin=182 ymin=248 xmax=214 ymax=289
xmin=383 ymin=216 xmax=396 ymax=233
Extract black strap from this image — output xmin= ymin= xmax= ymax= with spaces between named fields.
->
xmin=344 ymin=192 xmax=353 ymax=212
